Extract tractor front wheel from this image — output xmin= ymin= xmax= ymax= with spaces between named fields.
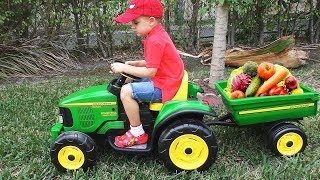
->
xmin=158 ymin=119 xmax=218 ymax=172
xmin=50 ymin=131 xmax=97 ymax=172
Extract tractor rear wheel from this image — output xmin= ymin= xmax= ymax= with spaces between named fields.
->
xmin=267 ymin=123 xmax=307 ymax=156
xmin=50 ymin=131 xmax=97 ymax=172
xmin=158 ymin=119 xmax=218 ymax=172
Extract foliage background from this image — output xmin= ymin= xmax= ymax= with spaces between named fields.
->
xmin=0 ymin=0 xmax=319 ymax=79
xmin=1 ymin=0 xmax=319 ymax=50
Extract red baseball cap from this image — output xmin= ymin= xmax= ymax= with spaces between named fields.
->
xmin=115 ymin=0 xmax=164 ymax=24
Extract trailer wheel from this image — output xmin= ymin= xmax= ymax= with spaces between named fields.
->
xmin=267 ymin=123 xmax=307 ymax=156
xmin=158 ymin=119 xmax=218 ymax=172
xmin=50 ymin=131 xmax=97 ymax=172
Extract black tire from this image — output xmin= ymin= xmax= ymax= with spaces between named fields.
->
xmin=50 ymin=131 xmax=98 ymax=172
xmin=158 ymin=119 xmax=218 ymax=172
xmin=267 ymin=123 xmax=307 ymax=156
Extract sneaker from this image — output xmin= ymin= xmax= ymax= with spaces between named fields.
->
xmin=114 ymin=130 xmax=148 ymax=148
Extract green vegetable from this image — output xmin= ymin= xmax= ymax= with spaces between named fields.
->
xmin=243 ymin=61 xmax=258 ymax=77
xmin=245 ymin=75 xmax=262 ymax=97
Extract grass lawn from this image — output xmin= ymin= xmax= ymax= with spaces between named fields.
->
xmin=0 ymin=60 xmax=319 ymax=179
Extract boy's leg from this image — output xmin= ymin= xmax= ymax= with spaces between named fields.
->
xmin=114 ymin=79 xmax=161 ymax=148
xmin=120 ymin=78 xmax=161 ymax=127
xmin=120 ymin=84 xmax=142 ymax=127
xmin=115 ymin=83 xmax=148 ymax=148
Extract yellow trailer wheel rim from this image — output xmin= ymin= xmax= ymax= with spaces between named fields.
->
xmin=169 ymin=134 xmax=209 ymax=170
xmin=58 ymin=146 xmax=85 ymax=170
xmin=277 ymin=132 xmax=303 ymax=156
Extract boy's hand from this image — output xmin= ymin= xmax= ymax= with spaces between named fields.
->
xmin=111 ymin=62 xmax=126 ymax=74
xmin=125 ymin=61 xmax=135 ymax=65
xmin=125 ymin=60 xmax=146 ymax=67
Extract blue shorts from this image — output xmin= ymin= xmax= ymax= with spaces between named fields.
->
xmin=130 ymin=78 xmax=162 ymax=102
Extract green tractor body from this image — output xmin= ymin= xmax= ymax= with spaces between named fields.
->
xmin=51 ymin=82 xmax=212 ymax=141
xmin=52 ymin=84 xmax=120 ymax=140
xmin=50 ymin=73 xmax=219 ymax=172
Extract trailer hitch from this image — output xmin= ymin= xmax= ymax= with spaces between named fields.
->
xmin=204 ymin=113 xmax=238 ymax=127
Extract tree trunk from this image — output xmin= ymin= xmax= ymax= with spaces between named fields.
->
xmin=284 ymin=2 xmax=291 ymax=36
xmin=308 ymin=0 xmax=316 ymax=43
xmin=314 ymin=0 xmax=320 ymax=43
xmin=228 ymin=11 xmax=235 ymax=46
xmin=187 ymin=0 xmax=200 ymax=52
xmin=209 ymin=4 xmax=229 ymax=88
xmin=174 ymin=0 xmax=185 ymax=26
xmin=255 ymin=0 xmax=265 ymax=45
xmin=70 ymin=0 xmax=85 ymax=52
xmin=93 ymin=3 xmax=113 ymax=58
xmin=106 ymin=27 xmax=114 ymax=56
xmin=291 ymin=2 xmax=299 ymax=36
xmin=277 ymin=0 xmax=286 ymax=37
xmin=164 ymin=0 xmax=171 ymax=35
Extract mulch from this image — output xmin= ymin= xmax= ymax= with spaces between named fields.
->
xmin=193 ymin=78 xmax=224 ymax=107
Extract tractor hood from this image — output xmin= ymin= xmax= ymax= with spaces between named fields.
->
xmin=59 ymin=84 xmax=117 ymax=108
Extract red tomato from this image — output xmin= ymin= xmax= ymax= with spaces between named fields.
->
xmin=279 ymin=88 xmax=288 ymax=95
xmin=257 ymin=62 xmax=276 ymax=80
xmin=259 ymin=92 xmax=269 ymax=96
xmin=230 ymin=90 xmax=246 ymax=99
xmin=269 ymin=85 xmax=288 ymax=96
xmin=269 ymin=85 xmax=279 ymax=96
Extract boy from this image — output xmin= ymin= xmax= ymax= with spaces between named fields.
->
xmin=111 ymin=0 xmax=184 ymax=148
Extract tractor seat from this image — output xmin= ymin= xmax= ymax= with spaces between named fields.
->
xmin=149 ymin=70 xmax=188 ymax=111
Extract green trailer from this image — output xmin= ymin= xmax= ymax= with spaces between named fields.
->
xmin=213 ymin=80 xmax=319 ymax=156
xmin=215 ymin=81 xmax=318 ymax=126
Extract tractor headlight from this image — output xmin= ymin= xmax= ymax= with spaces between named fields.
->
xmin=59 ymin=107 xmax=73 ymax=127
xmin=58 ymin=114 xmax=63 ymax=123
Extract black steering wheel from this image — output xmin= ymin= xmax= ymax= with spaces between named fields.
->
xmin=112 ymin=61 xmax=141 ymax=87
xmin=120 ymin=72 xmax=140 ymax=81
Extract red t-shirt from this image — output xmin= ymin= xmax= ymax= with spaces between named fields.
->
xmin=143 ymin=24 xmax=184 ymax=103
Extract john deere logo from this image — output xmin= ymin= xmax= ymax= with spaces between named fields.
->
xmin=101 ymin=112 xmax=117 ymax=116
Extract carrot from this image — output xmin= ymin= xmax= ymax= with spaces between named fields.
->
xmin=254 ymin=68 xmax=290 ymax=96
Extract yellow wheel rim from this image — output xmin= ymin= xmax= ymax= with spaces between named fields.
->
xmin=58 ymin=146 xmax=85 ymax=170
xmin=169 ymin=134 xmax=209 ymax=170
xmin=277 ymin=132 xmax=304 ymax=156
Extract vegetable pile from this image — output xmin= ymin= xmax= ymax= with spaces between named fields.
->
xmin=225 ymin=61 xmax=304 ymax=99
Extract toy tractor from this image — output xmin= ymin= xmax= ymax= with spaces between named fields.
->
xmin=50 ymin=70 xmax=319 ymax=172
xmin=50 ymin=70 xmax=219 ymax=172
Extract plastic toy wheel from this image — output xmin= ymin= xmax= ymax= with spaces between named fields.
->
xmin=267 ymin=123 xmax=307 ymax=156
xmin=158 ymin=119 xmax=218 ymax=172
xmin=50 ymin=131 xmax=97 ymax=172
